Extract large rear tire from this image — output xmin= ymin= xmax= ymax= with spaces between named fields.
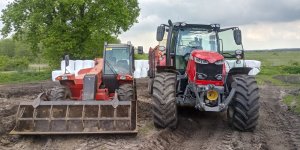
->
xmin=118 ymin=84 xmax=134 ymax=101
xmin=227 ymin=75 xmax=260 ymax=131
xmin=152 ymin=72 xmax=177 ymax=129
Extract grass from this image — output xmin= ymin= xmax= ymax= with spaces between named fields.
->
xmin=134 ymin=53 xmax=148 ymax=60
xmin=0 ymin=70 xmax=51 ymax=84
xmin=245 ymin=50 xmax=300 ymax=114
xmin=283 ymin=94 xmax=300 ymax=113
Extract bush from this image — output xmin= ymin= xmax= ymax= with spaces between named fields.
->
xmin=0 ymin=56 xmax=29 ymax=71
xmin=283 ymin=66 xmax=300 ymax=74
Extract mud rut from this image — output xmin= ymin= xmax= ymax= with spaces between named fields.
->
xmin=0 ymin=79 xmax=299 ymax=150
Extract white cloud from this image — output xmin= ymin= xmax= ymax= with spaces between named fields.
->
xmin=119 ymin=0 xmax=300 ymax=51
xmin=1 ymin=0 xmax=300 ymax=51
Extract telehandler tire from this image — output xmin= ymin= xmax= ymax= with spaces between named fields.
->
xmin=152 ymin=72 xmax=177 ymax=129
xmin=227 ymin=75 xmax=260 ymax=131
xmin=118 ymin=84 xmax=134 ymax=101
xmin=48 ymin=86 xmax=70 ymax=101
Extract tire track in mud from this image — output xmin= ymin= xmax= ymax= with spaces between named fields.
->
xmin=259 ymin=85 xmax=300 ymax=150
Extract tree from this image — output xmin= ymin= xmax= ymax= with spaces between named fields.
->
xmin=1 ymin=0 xmax=140 ymax=68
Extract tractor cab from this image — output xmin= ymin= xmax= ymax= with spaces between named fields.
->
xmin=102 ymin=43 xmax=135 ymax=93
xmin=156 ymin=22 xmax=244 ymax=73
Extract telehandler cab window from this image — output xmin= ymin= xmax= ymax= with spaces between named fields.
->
xmin=104 ymin=47 xmax=130 ymax=75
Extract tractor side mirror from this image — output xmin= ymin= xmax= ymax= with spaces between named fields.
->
xmin=64 ymin=55 xmax=70 ymax=67
xmin=137 ymin=46 xmax=144 ymax=54
xmin=156 ymin=26 xmax=165 ymax=41
xmin=233 ymin=29 xmax=242 ymax=45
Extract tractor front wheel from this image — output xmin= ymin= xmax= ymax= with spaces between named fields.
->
xmin=227 ymin=75 xmax=260 ymax=131
xmin=152 ymin=72 xmax=177 ymax=129
xmin=118 ymin=84 xmax=134 ymax=101
xmin=47 ymin=86 xmax=71 ymax=101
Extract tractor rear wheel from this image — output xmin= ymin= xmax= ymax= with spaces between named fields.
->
xmin=48 ymin=86 xmax=71 ymax=101
xmin=227 ymin=75 xmax=260 ymax=131
xmin=118 ymin=84 xmax=134 ymax=101
xmin=152 ymin=72 xmax=177 ymax=129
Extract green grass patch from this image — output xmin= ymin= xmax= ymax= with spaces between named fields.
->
xmin=134 ymin=54 xmax=148 ymax=60
xmin=0 ymin=70 xmax=51 ymax=84
xmin=283 ymin=94 xmax=300 ymax=114
xmin=245 ymin=51 xmax=300 ymax=66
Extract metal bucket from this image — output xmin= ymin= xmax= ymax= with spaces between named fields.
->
xmin=10 ymin=94 xmax=137 ymax=134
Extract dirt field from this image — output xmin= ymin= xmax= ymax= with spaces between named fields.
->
xmin=0 ymin=79 xmax=300 ymax=150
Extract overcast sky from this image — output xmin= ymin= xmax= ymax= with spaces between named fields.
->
xmin=1 ymin=0 xmax=300 ymax=51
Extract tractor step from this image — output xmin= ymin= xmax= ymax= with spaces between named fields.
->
xmin=11 ymin=99 xmax=137 ymax=134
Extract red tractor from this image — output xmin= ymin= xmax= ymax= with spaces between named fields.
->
xmin=148 ymin=20 xmax=260 ymax=131
xmin=11 ymin=42 xmax=141 ymax=134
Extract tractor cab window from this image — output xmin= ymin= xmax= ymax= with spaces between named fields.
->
xmin=218 ymin=29 xmax=243 ymax=57
xmin=175 ymin=28 xmax=217 ymax=70
xmin=104 ymin=47 xmax=130 ymax=75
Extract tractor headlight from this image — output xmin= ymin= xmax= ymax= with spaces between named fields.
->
xmin=194 ymin=57 xmax=209 ymax=64
xmin=215 ymin=74 xmax=223 ymax=80
xmin=215 ymin=59 xmax=224 ymax=65
xmin=197 ymin=73 xmax=207 ymax=80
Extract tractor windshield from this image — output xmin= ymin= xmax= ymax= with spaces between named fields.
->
xmin=176 ymin=28 xmax=217 ymax=56
xmin=104 ymin=47 xmax=130 ymax=75
xmin=218 ymin=29 xmax=243 ymax=55
xmin=175 ymin=28 xmax=217 ymax=70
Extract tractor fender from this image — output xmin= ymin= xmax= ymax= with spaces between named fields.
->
xmin=225 ymin=67 xmax=252 ymax=90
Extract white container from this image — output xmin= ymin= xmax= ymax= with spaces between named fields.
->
xmin=142 ymin=60 xmax=149 ymax=70
xmin=75 ymin=60 xmax=84 ymax=76
xmin=141 ymin=68 xmax=148 ymax=78
xmin=52 ymin=70 xmax=63 ymax=81
xmin=61 ymin=60 xmax=75 ymax=74
xmin=83 ymin=60 xmax=95 ymax=69
xmin=134 ymin=69 xmax=141 ymax=78
xmin=134 ymin=60 xmax=143 ymax=69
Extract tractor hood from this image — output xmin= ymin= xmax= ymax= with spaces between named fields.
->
xmin=191 ymin=50 xmax=224 ymax=63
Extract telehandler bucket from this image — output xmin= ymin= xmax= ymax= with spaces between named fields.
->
xmin=10 ymin=93 xmax=137 ymax=134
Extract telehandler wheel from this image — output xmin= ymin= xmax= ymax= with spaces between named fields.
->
xmin=48 ymin=86 xmax=71 ymax=101
xmin=152 ymin=72 xmax=178 ymax=129
xmin=118 ymin=84 xmax=133 ymax=101
xmin=227 ymin=75 xmax=260 ymax=131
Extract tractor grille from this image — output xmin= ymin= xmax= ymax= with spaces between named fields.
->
xmin=196 ymin=63 xmax=223 ymax=81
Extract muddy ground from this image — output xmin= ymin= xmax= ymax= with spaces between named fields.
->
xmin=0 ymin=79 xmax=300 ymax=150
